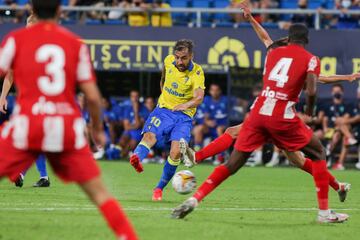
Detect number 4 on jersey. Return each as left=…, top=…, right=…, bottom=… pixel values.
left=268, top=58, right=293, bottom=88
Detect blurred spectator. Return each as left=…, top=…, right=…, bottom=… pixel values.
left=336, top=0, right=360, bottom=29
left=297, top=99, right=326, bottom=140
left=102, top=97, right=118, bottom=146
left=280, top=0, right=313, bottom=29
left=119, top=90, right=149, bottom=158
left=144, top=96, right=156, bottom=112
left=127, top=0, right=149, bottom=26
left=228, top=0, right=249, bottom=23
left=69, top=0, right=106, bottom=20
left=108, top=0, right=131, bottom=20
left=322, top=84, right=358, bottom=170
left=0, top=0, right=26, bottom=23
left=252, top=0, right=279, bottom=23
left=150, top=0, right=172, bottom=27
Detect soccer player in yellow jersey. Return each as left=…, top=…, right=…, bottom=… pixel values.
left=130, top=39, right=205, bottom=201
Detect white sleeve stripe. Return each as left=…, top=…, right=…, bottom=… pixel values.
left=0, top=37, right=16, bottom=72
left=77, top=44, right=92, bottom=82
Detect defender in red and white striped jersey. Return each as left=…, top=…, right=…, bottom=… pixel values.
left=236, top=44, right=320, bottom=151
left=0, top=1, right=137, bottom=239
left=172, top=24, right=349, bottom=224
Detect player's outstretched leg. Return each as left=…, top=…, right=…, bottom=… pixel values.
left=172, top=149, right=251, bottom=219
left=284, top=151, right=351, bottom=202
left=33, top=154, right=50, bottom=187
left=180, top=126, right=239, bottom=168
left=300, top=135, right=349, bottom=223
left=80, top=176, right=138, bottom=240
left=195, top=127, right=238, bottom=164
left=153, top=141, right=181, bottom=201
left=130, top=133, right=157, bottom=173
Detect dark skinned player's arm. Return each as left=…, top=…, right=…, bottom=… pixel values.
left=305, top=73, right=318, bottom=117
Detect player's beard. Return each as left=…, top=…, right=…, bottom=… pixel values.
left=176, top=63, right=188, bottom=72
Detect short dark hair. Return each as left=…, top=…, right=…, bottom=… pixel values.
left=288, top=23, right=309, bottom=45
left=31, top=0, right=61, bottom=20
left=174, top=39, right=194, bottom=53
left=332, top=84, right=344, bottom=91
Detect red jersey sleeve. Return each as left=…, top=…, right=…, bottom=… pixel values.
left=0, top=34, right=16, bottom=76
left=306, top=56, right=320, bottom=76
left=76, top=43, right=96, bottom=83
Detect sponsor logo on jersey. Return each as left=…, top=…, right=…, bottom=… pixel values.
left=261, top=86, right=288, bottom=100
left=164, top=86, right=185, bottom=97
left=32, top=97, right=75, bottom=115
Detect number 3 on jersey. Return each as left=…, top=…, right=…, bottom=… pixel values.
left=268, top=58, right=293, bottom=88
left=36, top=44, right=66, bottom=96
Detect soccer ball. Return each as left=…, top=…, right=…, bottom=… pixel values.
left=172, top=170, right=197, bottom=194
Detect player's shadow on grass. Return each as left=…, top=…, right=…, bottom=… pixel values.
left=123, top=199, right=178, bottom=204
left=203, top=218, right=327, bottom=228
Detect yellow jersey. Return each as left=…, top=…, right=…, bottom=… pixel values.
left=158, top=55, right=205, bottom=118
left=151, top=3, right=173, bottom=27
left=128, top=11, right=149, bottom=27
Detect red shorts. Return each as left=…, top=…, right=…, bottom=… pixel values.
left=234, top=113, right=313, bottom=152
left=0, top=138, right=100, bottom=183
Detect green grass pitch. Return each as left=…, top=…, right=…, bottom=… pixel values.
left=1, top=161, right=359, bottom=240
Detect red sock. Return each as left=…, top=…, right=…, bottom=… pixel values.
left=193, top=165, right=231, bottom=202
left=311, top=160, right=329, bottom=210
left=301, top=158, right=313, bottom=174
left=195, top=133, right=234, bottom=163
left=99, top=199, right=138, bottom=240
left=328, top=171, right=339, bottom=191
left=301, top=158, right=339, bottom=191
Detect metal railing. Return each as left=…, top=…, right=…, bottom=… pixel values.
left=0, top=5, right=360, bottom=30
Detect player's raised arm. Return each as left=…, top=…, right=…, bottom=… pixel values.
left=240, top=2, right=273, bottom=48
left=318, top=73, right=360, bottom=84
left=0, top=70, right=14, bottom=113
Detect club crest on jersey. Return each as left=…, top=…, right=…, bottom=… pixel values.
left=172, top=82, right=178, bottom=89
left=308, top=56, right=318, bottom=72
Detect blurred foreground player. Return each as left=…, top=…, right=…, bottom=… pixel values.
left=0, top=14, right=50, bottom=188
left=0, top=1, right=137, bottom=239
left=173, top=24, right=349, bottom=223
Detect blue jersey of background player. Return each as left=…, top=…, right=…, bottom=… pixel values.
left=204, top=83, right=228, bottom=139
left=193, top=102, right=207, bottom=125
left=130, top=39, right=205, bottom=201
left=119, top=90, right=149, bottom=158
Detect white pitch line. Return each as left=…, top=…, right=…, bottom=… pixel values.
left=0, top=207, right=359, bottom=212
